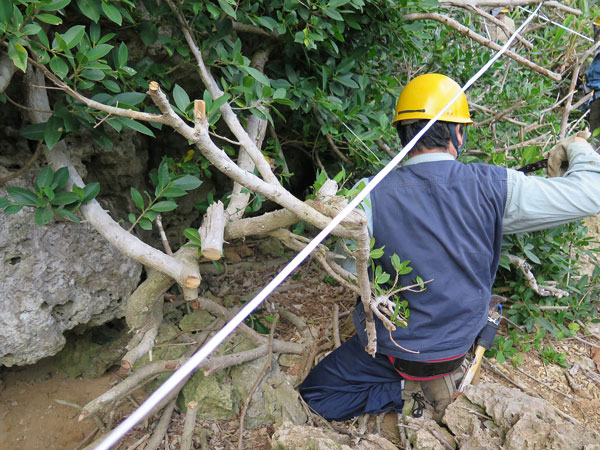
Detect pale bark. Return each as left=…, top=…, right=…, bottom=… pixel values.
left=403, top=13, right=561, bottom=81
left=200, top=201, right=226, bottom=260
left=25, top=71, right=200, bottom=294
left=507, top=254, right=569, bottom=297
left=0, top=55, right=17, bottom=93
left=439, top=0, right=581, bottom=15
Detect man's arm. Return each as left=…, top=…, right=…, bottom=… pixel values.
left=503, top=141, right=600, bottom=234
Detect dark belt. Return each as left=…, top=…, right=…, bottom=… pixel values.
left=392, top=354, right=466, bottom=378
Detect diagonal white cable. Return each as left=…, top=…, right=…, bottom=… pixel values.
left=95, top=4, right=543, bottom=449
left=517, top=5, right=594, bottom=42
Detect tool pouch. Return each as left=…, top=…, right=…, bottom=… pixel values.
left=477, top=318, right=499, bottom=350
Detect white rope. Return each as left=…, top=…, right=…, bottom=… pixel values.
left=516, top=6, right=594, bottom=42
left=95, top=4, right=543, bottom=449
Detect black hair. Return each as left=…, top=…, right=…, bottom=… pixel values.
left=396, top=119, right=463, bottom=153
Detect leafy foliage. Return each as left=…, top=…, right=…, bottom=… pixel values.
left=0, top=166, right=99, bottom=225
left=2, top=0, right=599, bottom=368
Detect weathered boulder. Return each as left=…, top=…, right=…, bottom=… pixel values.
left=0, top=194, right=142, bottom=366
left=0, top=129, right=146, bottom=366
left=178, top=333, right=306, bottom=428
left=443, top=383, right=600, bottom=449
left=271, top=422, right=398, bottom=450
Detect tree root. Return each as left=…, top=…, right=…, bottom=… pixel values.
left=121, top=300, right=163, bottom=373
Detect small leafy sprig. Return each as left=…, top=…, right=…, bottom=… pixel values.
left=0, top=166, right=99, bottom=226
left=127, top=159, right=202, bottom=231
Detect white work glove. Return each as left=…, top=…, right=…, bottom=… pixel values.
left=547, top=130, right=591, bottom=177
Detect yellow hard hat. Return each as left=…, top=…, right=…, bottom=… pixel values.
left=393, top=74, right=472, bottom=125
left=595, top=17, right=600, bottom=27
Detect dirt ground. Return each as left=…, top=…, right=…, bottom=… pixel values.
left=1, top=247, right=599, bottom=449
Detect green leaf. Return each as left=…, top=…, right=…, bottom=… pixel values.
left=128, top=213, right=136, bottom=223
left=44, top=116, right=63, bottom=150
left=50, top=191, right=80, bottom=206
left=172, top=84, right=190, bottom=113
left=77, top=0, right=100, bottom=22
left=22, top=23, right=42, bottom=35
left=34, top=207, right=54, bottom=226
left=0, top=1, right=12, bottom=24
left=112, top=92, right=146, bottom=106
left=210, top=93, right=231, bottom=113
left=54, top=207, right=80, bottom=223
left=256, top=16, right=278, bottom=31
left=3, top=205, right=23, bottom=215
left=49, top=56, right=69, bottom=78
left=217, top=0, right=237, bottom=19
left=117, top=42, right=128, bottom=68
left=83, top=182, right=100, bottom=202
left=523, top=247, right=541, bottom=264
left=156, top=160, right=170, bottom=194
left=370, top=248, right=384, bottom=259
left=102, top=80, right=120, bottom=93
left=101, top=2, right=122, bottom=25
left=36, top=166, right=54, bottom=190
left=7, top=187, right=39, bottom=206
left=130, top=187, right=144, bottom=209
left=495, top=351, right=505, bottom=364
left=40, top=0, right=71, bottom=11
left=171, top=175, right=202, bottom=191
left=35, top=13, right=63, bottom=25
left=243, top=66, right=270, bottom=86
left=323, top=7, right=343, bottom=21
left=118, top=117, right=155, bottom=137
left=81, top=69, right=105, bottom=81
left=329, top=0, right=350, bottom=7
left=151, top=201, right=177, bottom=212
left=162, top=187, right=188, bottom=198
left=87, top=43, right=113, bottom=60
left=60, top=25, right=86, bottom=50
left=8, top=40, right=28, bottom=73
left=568, top=322, right=580, bottom=331
left=0, top=198, right=11, bottom=208
left=138, top=218, right=153, bottom=230
left=52, top=167, right=70, bottom=189
left=184, top=227, right=202, bottom=244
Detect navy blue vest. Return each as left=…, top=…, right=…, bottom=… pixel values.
left=353, top=159, right=507, bottom=361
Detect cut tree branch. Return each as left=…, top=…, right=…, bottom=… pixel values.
left=507, top=254, right=569, bottom=297
left=403, top=13, right=561, bottom=81
left=439, top=0, right=581, bottom=15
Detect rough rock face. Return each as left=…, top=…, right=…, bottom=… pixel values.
left=443, top=383, right=600, bottom=449
left=271, top=422, right=398, bottom=450
left=0, top=128, right=146, bottom=366
left=0, top=199, right=142, bottom=366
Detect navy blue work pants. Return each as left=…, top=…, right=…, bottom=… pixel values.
left=299, top=335, right=404, bottom=421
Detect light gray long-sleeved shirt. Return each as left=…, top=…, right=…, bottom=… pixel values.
left=356, top=141, right=600, bottom=237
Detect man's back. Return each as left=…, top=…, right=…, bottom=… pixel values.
left=353, top=157, right=507, bottom=361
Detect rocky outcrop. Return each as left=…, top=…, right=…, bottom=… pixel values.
left=271, top=422, right=398, bottom=450
left=442, top=383, right=600, bottom=449
left=0, top=129, right=146, bottom=366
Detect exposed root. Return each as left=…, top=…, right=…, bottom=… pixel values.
left=121, top=300, right=163, bottom=373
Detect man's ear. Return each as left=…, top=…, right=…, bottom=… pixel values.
left=455, top=124, right=464, bottom=148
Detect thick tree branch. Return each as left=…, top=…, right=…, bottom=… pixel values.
left=403, top=13, right=561, bottom=81
left=467, top=5, right=533, bottom=49
left=165, top=0, right=279, bottom=186
left=25, top=71, right=200, bottom=291
left=0, top=55, right=17, bottom=93
left=439, top=0, right=581, bottom=15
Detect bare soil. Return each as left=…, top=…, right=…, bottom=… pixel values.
left=1, top=247, right=599, bottom=449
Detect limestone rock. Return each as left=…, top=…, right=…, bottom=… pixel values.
left=271, top=422, right=397, bottom=450
left=444, top=383, right=600, bottom=449
left=179, top=310, right=216, bottom=332
left=0, top=148, right=144, bottom=366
